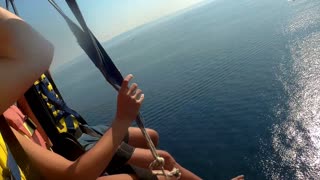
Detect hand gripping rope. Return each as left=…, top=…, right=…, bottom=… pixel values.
left=48, top=0, right=182, bottom=178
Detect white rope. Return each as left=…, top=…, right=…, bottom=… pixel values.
left=138, top=121, right=181, bottom=179
left=153, top=167, right=182, bottom=179
left=138, top=126, right=168, bottom=179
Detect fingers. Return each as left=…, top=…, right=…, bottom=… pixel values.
left=120, top=74, right=145, bottom=103
left=133, top=89, right=144, bottom=104
left=128, top=83, right=138, bottom=95
left=132, top=88, right=142, bottom=99
left=137, top=94, right=145, bottom=103
left=120, top=74, right=133, bottom=92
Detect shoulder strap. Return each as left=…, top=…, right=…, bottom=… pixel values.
left=0, top=115, right=42, bottom=179
left=7, top=146, right=22, bottom=180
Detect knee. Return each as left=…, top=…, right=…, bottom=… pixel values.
left=146, top=128, right=159, bottom=146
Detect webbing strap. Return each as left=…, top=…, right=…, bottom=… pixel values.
left=48, top=0, right=123, bottom=90
left=36, top=80, right=87, bottom=126
left=39, top=76, right=81, bottom=120
left=7, top=147, right=21, bottom=180
left=5, top=0, right=19, bottom=15
left=51, top=0, right=170, bottom=178
left=33, top=83, right=65, bottom=123
left=25, top=85, right=61, bottom=142
left=65, top=0, right=160, bottom=150
left=0, top=115, right=43, bottom=180
left=5, top=0, right=9, bottom=10
left=66, top=0, right=124, bottom=89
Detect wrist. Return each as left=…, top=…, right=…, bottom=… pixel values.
left=113, top=116, right=132, bottom=127
left=115, top=113, right=134, bottom=123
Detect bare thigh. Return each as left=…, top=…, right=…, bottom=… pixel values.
left=97, top=174, right=137, bottom=180
left=97, top=173, right=177, bottom=180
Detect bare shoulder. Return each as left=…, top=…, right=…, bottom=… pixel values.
left=0, top=7, right=53, bottom=114
left=0, top=7, right=22, bottom=22
left=0, top=7, right=23, bottom=55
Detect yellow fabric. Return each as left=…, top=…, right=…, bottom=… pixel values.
left=0, top=134, right=26, bottom=180
left=57, top=115, right=79, bottom=133
left=35, top=74, right=80, bottom=133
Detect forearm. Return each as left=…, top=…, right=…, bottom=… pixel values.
left=10, top=74, right=141, bottom=179
left=70, top=119, right=131, bottom=179
left=13, top=118, right=131, bottom=180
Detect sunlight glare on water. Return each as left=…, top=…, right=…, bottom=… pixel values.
left=270, top=1, right=320, bottom=179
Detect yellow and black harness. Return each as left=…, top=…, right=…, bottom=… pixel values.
left=34, top=73, right=100, bottom=137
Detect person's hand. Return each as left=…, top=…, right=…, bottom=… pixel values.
left=115, top=74, right=144, bottom=123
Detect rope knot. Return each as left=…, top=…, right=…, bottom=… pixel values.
left=149, top=156, right=165, bottom=169
left=168, top=167, right=182, bottom=179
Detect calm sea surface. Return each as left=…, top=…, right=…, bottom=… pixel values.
left=53, top=0, right=320, bottom=179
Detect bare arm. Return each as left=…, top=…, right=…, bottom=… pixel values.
left=14, top=75, right=144, bottom=180
left=12, top=119, right=130, bottom=180
left=0, top=7, right=53, bottom=114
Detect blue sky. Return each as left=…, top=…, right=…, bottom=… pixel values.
left=1, top=0, right=204, bottom=70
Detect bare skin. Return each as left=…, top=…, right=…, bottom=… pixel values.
left=128, top=127, right=159, bottom=148
left=0, top=9, right=150, bottom=179
left=0, top=7, right=240, bottom=180
left=0, top=7, right=53, bottom=114
left=232, top=175, right=245, bottom=180
left=16, top=79, right=159, bottom=149
left=16, top=97, right=196, bottom=179
left=128, top=148, right=202, bottom=180
left=10, top=74, right=153, bottom=180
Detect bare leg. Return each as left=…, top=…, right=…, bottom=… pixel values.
left=127, top=127, right=159, bottom=148
left=97, top=174, right=137, bottom=180
left=128, top=148, right=201, bottom=180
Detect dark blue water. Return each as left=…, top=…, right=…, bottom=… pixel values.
left=52, top=0, right=320, bottom=179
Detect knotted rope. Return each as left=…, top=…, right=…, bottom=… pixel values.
left=136, top=114, right=181, bottom=179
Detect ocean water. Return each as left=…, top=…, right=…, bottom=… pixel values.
left=52, top=0, right=320, bottom=179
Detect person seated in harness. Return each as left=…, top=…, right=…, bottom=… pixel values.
left=26, top=72, right=201, bottom=179
left=18, top=81, right=197, bottom=179
left=0, top=7, right=207, bottom=180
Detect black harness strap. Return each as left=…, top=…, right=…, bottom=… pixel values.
left=61, top=2, right=171, bottom=175
left=50, top=0, right=154, bottom=146
left=5, top=0, right=19, bottom=15
left=64, top=0, right=156, bottom=133
left=0, top=115, right=43, bottom=179
left=48, top=0, right=124, bottom=90
left=25, top=85, right=86, bottom=161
